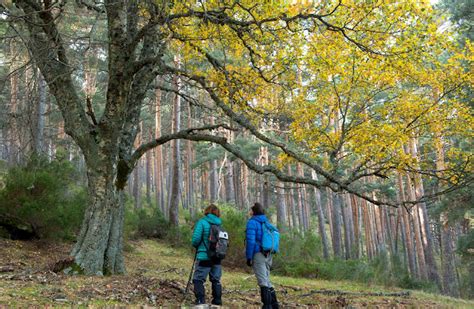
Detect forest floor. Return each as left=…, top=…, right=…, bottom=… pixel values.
left=0, top=238, right=473, bottom=308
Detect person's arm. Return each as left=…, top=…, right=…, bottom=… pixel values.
left=192, top=220, right=204, bottom=248
left=245, top=220, right=257, bottom=260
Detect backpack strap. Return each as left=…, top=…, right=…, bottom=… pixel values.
left=201, top=220, right=214, bottom=251
left=196, top=219, right=211, bottom=253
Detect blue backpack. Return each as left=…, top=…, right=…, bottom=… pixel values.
left=261, top=221, right=280, bottom=254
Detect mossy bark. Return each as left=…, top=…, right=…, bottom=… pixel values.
left=71, top=166, right=126, bottom=275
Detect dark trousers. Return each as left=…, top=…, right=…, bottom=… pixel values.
left=192, top=260, right=222, bottom=305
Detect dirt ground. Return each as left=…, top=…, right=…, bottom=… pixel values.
left=0, top=238, right=472, bottom=308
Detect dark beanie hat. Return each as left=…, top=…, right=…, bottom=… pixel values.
left=251, top=202, right=265, bottom=215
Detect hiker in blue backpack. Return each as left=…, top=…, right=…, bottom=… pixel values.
left=191, top=204, right=223, bottom=306
left=246, top=202, right=279, bottom=309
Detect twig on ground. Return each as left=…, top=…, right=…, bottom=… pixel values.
left=300, top=289, right=410, bottom=298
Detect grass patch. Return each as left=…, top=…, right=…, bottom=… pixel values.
left=1, top=238, right=473, bottom=307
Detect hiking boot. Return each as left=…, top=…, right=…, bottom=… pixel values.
left=193, top=280, right=206, bottom=305
left=260, top=286, right=272, bottom=309
left=211, top=281, right=222, bottom=305
left=269, top=287, right=279, bottom=309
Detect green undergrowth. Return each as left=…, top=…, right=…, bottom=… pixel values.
left=130, top=239, right=474, bottom=308
left=1, top=239, right=474, bottom=307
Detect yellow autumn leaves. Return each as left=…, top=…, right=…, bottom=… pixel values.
left=161, top=1, right=471, bottom=176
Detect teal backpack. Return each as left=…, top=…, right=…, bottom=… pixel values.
left=261, top=221, right=280, bottom=254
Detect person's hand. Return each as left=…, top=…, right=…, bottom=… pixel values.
left=246, top=259, right=252, bottom=267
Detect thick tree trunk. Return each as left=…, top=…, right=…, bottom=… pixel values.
left=72, top=168, right=125, bottom=275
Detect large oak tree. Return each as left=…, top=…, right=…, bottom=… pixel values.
left=4, top=0, right=471, bottom=275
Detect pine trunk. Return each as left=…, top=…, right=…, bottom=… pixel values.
left=331, top=192, right=343, bottom=258
left=33, top=71, right=47, bottom=154
left=154, top=83, right=165, bottom=213
left=169, top=67, right=182, bottom=226
left=410, top=138, right=441, bottom=287
left=311, top=171, right=329, bottom=260
left=276, top=181, right=288, bottom=231
left=398, top=173, right=417, bottom=276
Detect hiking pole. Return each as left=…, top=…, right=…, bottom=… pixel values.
left=183, top=249, right=198, bottom=302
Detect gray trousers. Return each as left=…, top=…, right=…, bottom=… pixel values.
left=252, top=252, right=273, bottom=288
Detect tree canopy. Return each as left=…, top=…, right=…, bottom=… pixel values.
left=2, top=0, right=472, bottom=275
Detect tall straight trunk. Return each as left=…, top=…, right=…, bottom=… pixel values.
left=311, top=170, right=329, bottom=260
left=218, top=155, right=226, bottom=201
left=154, top=82, right=165, bottom=213
left=368, top=204, right=379, bottom=255
left=169, top=65, right=182, bottom=226
left=185, top=101, right=194, bottom=215
left=331, top=192, right=343, bottom=258
left=347, top=195, right=356, bottom=256
left=361, top=199, right=374, bottom=259
left=406, top=174, right=428, bottom=280
left=287, top=165, right=298, bottom=230
left=209, top=116, right=218, bottom=203
left=382, top=207, right=397, bottom=254
left=241, top=160, right=249, bottom=210
left=8, top=66, right=19, bottom=165
left=440, top=216, right=459, bottom=297
left=369, top=178, right=385, bottom=255
left=326, top=188, right=334, bottom=249
left=233, top=160, right=244, bottom=210
left=224, top=157, right=236, bottom=204
left=341, top=193, right=354, bottom=259
left=201, top=167, right=210, bottom=203
left=398, top=173, right=417, bottom=276
left=285, top=182, right=294, bottom=230
left=260, top=146, right=270, bottom=208
left=350, top=195, right=361, bottom=259
left=410, top=138, right=441, bottom=287
left=276, top=181, right=288, bottom=231
left=145, top=127, right=152, bottom=206
left=297, top=164, right=310, bottom=231
left=34, top=71, right=46, bottom=154
left=133, top=126, right=142, bottom=209
left=433, top=128, right=459, bottom=296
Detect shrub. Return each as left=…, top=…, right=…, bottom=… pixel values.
left=0, top=156, right=86, bottom=240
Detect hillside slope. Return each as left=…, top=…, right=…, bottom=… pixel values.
left=0, top=238, right=472, bottom=307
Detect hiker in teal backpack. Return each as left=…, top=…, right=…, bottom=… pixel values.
left=191, top=204, right=223, bottom=306
left=246, top=202, right=279, bottom=309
